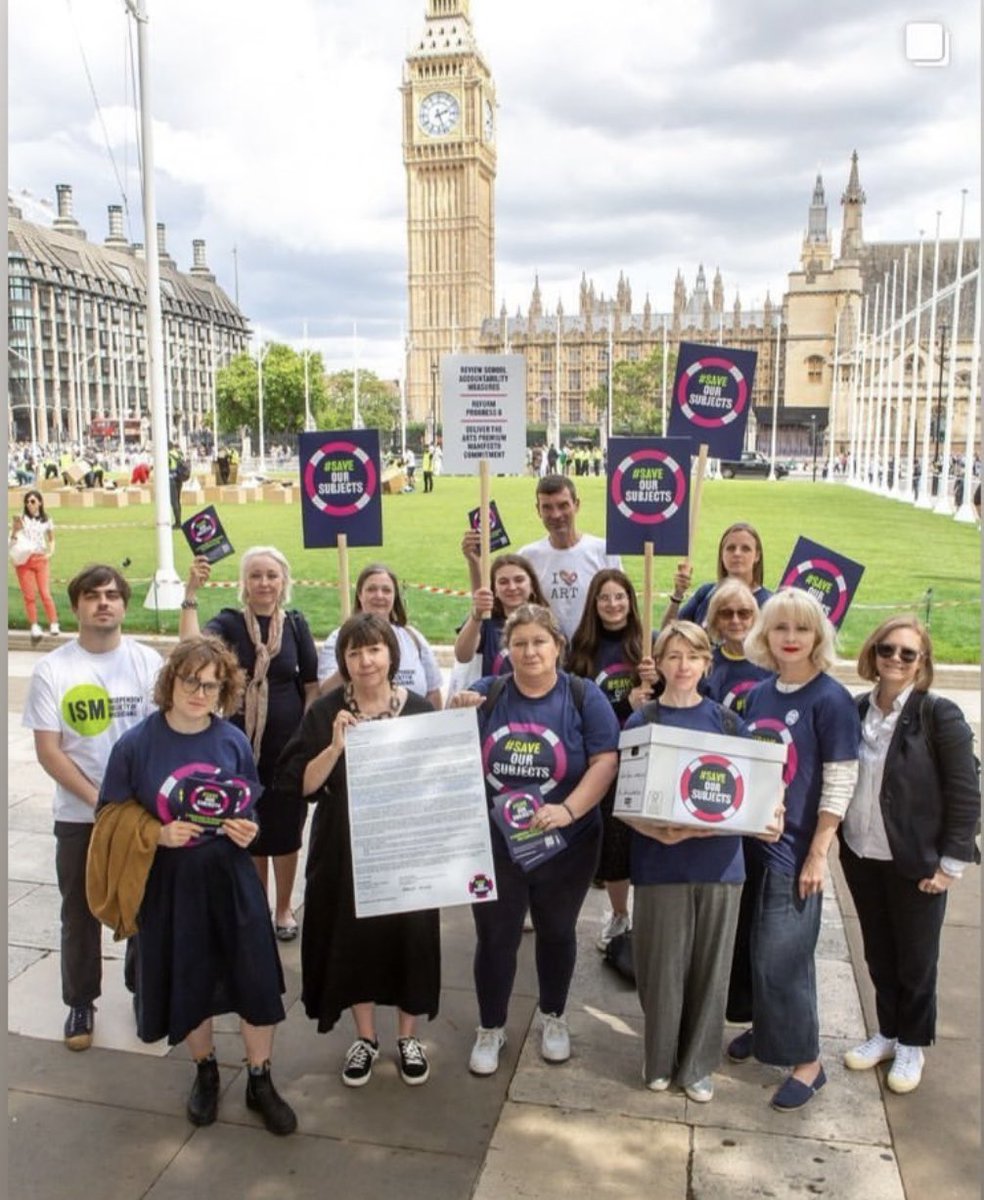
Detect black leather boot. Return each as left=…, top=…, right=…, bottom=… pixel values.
left=245, top=1061, right=297, bottom=1136
left=187, top=1056, right=220, bottom=1126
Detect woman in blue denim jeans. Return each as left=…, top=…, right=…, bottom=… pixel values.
left=725, top=589, right=860, bottom=1111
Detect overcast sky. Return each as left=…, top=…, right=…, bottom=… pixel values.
left=9, top=0, right=981, bottom=377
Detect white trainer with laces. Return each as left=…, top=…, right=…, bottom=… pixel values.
left=540, top=1012, right=571, bottom=1063
left=887, top=1044, right=925, bottom=1094
left=469, top=1027, right=506, bottom=1075
left=596, top=910, right=630, bottom=952
left=844, top=1032, right=897, bottom=1071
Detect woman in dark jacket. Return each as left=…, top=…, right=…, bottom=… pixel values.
left=840, top=615, right=979, bottom=1095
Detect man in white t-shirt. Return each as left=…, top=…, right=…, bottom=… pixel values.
left=518, top=475, right=621, bottom=641
left=22, top=565, right=162, bottom=1051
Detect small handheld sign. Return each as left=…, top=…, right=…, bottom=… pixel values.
left=606, top=437, right=691, bottom=557
left=490, top=787, right=567, bottom=872
left=298, top=429, right=382, bottom=549
left=668, top=341, right=757, bottom=461
left=778, top=536, right=865, bottom=628
left=467, top=499, right=511, bottom=552
left=156, top=765, right=256, bottom=841
left=181, top=505, right=234, bottom=564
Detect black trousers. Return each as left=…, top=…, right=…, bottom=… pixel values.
left=54, top=822, right=102, bottom=1007
left=839, top=840, right=947, bottom=1046
left=169, top=477, right=181, bottom=527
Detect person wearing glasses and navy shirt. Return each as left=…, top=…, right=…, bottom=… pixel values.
left=838, top=616, right=979, bottom=1096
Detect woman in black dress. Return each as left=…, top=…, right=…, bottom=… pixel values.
left=276, top=613, right=439, bottom=1089
left=181, top=546, right=319, bottom=941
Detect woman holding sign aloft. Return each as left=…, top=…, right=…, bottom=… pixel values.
left=725, top=589, right=860, bottom=1111
left=276, top=613, right=439, bottom=1088
left=93, top=637, right=295, bottom=1135
left=454, top=552, right=549, bottom=680
left=663, top=522, right=771, bottom=629
left=620, top=621, right=784, bottom=1103
left=450, top=603, right=620, bottom=1075
left=181, top=547, right=319, bottom=943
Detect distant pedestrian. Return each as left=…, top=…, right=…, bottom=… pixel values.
left=422, top=444, right=435, bottom=493
left=10, top=489, right=60, bottom=642
left=405, top=448, right=417, bottom=490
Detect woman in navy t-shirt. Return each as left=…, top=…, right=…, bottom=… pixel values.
left=450, top=603, right=619, bottom=1077
left=453, top=552, right=548, bottom=679
left=702, top=579, right=773, bottom=716
left=567, top=568, right=657, bottom=952
left=623, top=621, right=783, bottom=1104
left=663, top=522, right=772, bottom=628
left=726, top=589, right=860, bottom=1111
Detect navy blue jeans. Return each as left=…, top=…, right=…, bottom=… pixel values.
left=472, top=826, right=600, bottom=1028
left=748, top=864, right=822, bottom=1066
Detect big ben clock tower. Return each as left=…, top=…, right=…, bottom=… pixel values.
left=402, top=0, right=497, bottom=425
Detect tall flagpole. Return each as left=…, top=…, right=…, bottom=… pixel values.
left=125, top=0, right=182, bottom=609
left=352, top=321, right=362, bottom=429
left=881, top=262, right=898, bottom=494
left=302, top=320, right=312, bottom=431
left=826, top=305, right=841, bottom=481
left=916, top=213, right=943, bottom=507
left=768, top=317, right=781, bottom=479
left=847, top=296, right=867, bottom=483
left=954, top=265, right=981, bottom=522
left=606, top=311, right=614, bottom=442
left=903, top=234, right=925, bottom=504
left=935, top=189, right=968, bottom=514
left=862, top=282, right=881, bottom=489
left=891, top=250, right=910, bottom=498
left=660, top=315, right=668, bottom=434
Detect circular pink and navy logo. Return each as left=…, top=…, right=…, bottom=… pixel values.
left=781, top=557, right=849, bottom=625
left=679, top=753, right=745, bottom=823
left=500, top=789, right=539, bottom=830
left=722, top=679, right=758, bottom=713
left=303, top=439, right=378, bottom=517
left=483, top=721, right=567, bottom=795
left=675, top=355, right=749, bottom=428
left=595, top=661, right=635, bottom=706
left=188, top=512, right=217, bottom=544
left=610, top=448, right=687, bottom=525
left=468, top=873, right=495, bottom=899
left=746, top=718, right=798, bottom=785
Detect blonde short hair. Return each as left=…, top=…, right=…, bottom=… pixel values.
left=745, top=588, right=837, bottom=674
left=502, top=603, right=566, bottom=653
left=706, top=579, right=759, bottom=637
left=238, top=545, right=293, bottom=606
left=653, top=620, right=713, bottom=678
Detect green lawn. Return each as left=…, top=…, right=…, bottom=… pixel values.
left=9, top=477, right=981, bottom=661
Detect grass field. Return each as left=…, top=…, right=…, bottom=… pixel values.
left=8, top=477, right=981, bottom=661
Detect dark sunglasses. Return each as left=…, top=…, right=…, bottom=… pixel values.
left=719, top=607, right=754, bottom=620
left=875, top=643, right=921, bottom=664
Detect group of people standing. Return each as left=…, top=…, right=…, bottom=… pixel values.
left=23, top=471, right=978, bottom=1140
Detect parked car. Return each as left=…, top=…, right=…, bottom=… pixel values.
left=719, top=452, right=788, bottom=479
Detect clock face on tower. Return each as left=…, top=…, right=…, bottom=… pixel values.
left=419, top=91, right=460, bottom=137
left=483, top=98, right=494, bottom=143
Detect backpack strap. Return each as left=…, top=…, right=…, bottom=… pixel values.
left=485, top=671, right=587, bottom=715
left=720, top=707, right=740, bottom=737
left=641, top=697, right=661, bottom=724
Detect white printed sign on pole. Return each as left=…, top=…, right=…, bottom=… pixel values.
left=440, top=354, right=527, bottom=475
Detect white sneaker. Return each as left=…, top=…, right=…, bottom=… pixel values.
left=644, top=1073, right=671, bottom=1092
left=596, top=910, right=630, bottom=952
left=844, top=1032, right=897, bottom=1071
left=469, top=1027, right=506, bottom=1075
left=887, top=1044, right=925, bottom=1094
left=49, top=623, right=60, bottom=636
left=540, top=1011, right=571, bottom=1063
left=29, top=623, right=42, bottom=641
left=684, top=1076, right=714, bottom=1103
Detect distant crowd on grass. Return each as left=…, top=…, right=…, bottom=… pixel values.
left=21, top=466, right=980, bottom=1141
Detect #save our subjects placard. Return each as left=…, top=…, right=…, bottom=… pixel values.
left=778, top=536, right=865, bottom=628
left=668, top=341, right=757, bottom=460
left=605, top=437, right=692, bottom=556
left=298, top=429, right=382, bottom=549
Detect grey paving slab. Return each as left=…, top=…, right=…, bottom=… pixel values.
left=8, top=1090, right=193, bottom=1200
left=471, top=1103, right=692, bottom=1200
left=9, top=877, right=40, bottom=905
left=8, top=880, right=62, bottom=947
left=9, top=791, right=58, bottom=833
left=691, top=1126, right=906, bottom=1200
left=8, top=943, right=47, bottom=981
left=142, top=1125, right=481, bottom=1200
left=816, top=957, right=868, bottom=1040
left=8, top=828, right=59, bottom=885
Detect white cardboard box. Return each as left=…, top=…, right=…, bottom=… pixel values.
left=614, top=722, right=787, bottom=836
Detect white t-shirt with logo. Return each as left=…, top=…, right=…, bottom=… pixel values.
left=518, top=533, right=621, bottom=642
left=22, top=638, right=163, bottom=823
left=318, top=624, right=441, bottom=699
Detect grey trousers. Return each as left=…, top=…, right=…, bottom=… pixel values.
left=54, top=821, right=102, bottom=1007
left=634, top=882, right=742, bottom=1088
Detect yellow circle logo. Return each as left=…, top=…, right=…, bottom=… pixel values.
left=61, top=684, right=113, bottom=736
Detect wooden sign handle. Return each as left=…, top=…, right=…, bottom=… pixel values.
left=642, top=541, right=654, bottom=650
left=337, top=532, right=351, bottom=621
left=479, top=459, right=492, bottom=614
left=687, top=443, right=709, bottom=557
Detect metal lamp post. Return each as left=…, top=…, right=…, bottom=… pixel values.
left=811, top=413, right=818, bottom=482
left=430, top=358, right=439, bottom=445
left=933, top=320, right=948, bottom=468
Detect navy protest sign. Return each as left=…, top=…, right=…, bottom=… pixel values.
left=181, top=505, right=234, bottom=564
left=779, top=536, right=865, bottom=628
left=467, top=499, right=510, bottom=552
left=298, top=429, right=382, bottom=549
left=606, top=437, right=691, bottom=556
left=668, top=341, right=757, bottom=460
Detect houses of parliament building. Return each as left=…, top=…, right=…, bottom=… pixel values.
left=402, top=0, right=978, bottom=455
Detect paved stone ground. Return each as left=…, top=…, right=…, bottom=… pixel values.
left=7, top=646, right=980, bottom=1199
